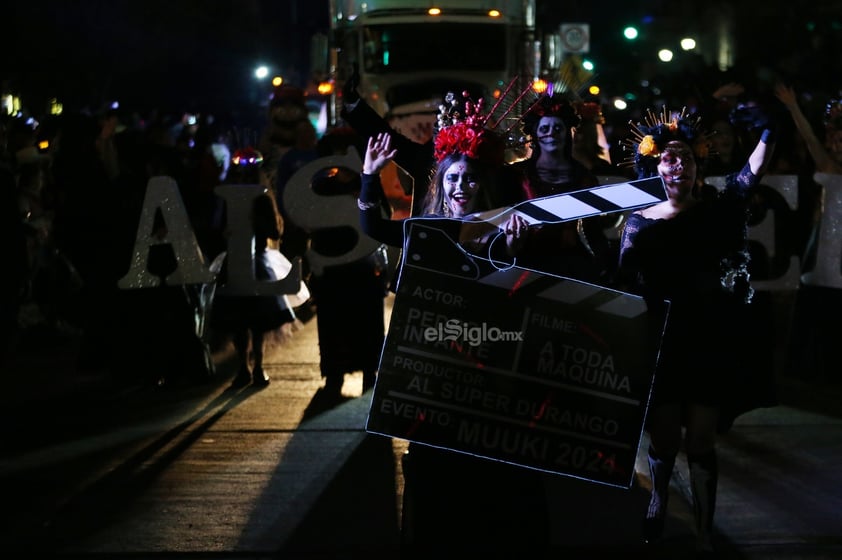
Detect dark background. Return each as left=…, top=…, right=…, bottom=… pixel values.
left=3, top=0, right=841, bottom=120
left=4, top=0, right=325, bottom=115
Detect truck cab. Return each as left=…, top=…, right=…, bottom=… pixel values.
left=327, top=0, right=537, bottom=143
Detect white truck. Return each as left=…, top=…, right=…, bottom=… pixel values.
left=324, top=0, right=544, bottom=143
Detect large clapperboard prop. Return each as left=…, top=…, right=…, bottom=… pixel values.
left=366, top=177, right=669, bottom=488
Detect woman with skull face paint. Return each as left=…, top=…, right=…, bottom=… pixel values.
left=357, top=94, right=549, bottom=551
left=358, top=93, right=528, bottom=256
left=507, top=93, right=612, bottom=283
left=616, top=107, right=777, bottom=557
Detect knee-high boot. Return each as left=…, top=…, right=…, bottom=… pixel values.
left=688, top=450, right=718, bottom=553
left=643, top=445, right=675, bottom=544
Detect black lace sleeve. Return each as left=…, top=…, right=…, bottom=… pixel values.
left=725, top=161, right=758, bottom=199
left=615, top=212, right=646, bottom=293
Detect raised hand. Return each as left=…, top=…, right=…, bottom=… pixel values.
left=363, top=132, right=398, bottom=175
left=773, top=83, right=798, bottom=110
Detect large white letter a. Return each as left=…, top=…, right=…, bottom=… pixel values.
left=118, top=176, right=215, bottom=289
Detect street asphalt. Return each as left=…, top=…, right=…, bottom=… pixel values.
left=1, top=294, right=841, bottom=558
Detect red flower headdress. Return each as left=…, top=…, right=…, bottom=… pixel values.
left=433, top=79, right=537, bottom=167
left=434, top=91, right=504, bottom=167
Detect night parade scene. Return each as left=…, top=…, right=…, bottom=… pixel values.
left=1, top=1, right=841, bottom=558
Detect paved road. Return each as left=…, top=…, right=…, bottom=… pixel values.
left=1, top=295, right=841, bottom=558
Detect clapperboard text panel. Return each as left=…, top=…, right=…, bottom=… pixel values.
left=366, top=177, right=670, bottom=489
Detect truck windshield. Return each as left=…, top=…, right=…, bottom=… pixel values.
left=363, top=23, right=507, bottom=74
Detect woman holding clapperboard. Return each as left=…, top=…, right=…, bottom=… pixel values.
left=358, top=91, right=529, bottom=250
left=507, top=92, right=613, bottom=283
left=616, top=104, right=778, bottom=557
left=358, top=92, right=547, bottom=553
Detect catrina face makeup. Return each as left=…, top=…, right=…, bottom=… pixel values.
left=658, top=140, right=697, bottom=190
left=442, top=159, right=480, bottom=217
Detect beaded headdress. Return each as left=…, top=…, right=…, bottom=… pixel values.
left=622, top=106, right=710, bottom=179
left=518, top=55, right=598, bottom=135
left=521, top=93, right=580, bottom=133
left=434, top=94, right=505, bottom=167
left=432, top=78, right=605, bottom=166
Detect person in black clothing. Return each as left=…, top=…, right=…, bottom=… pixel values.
left=616, top=106, right=778, bottom=557
left=507, top=93, right=613, bottom=283
left=305, top=127, right=389, bottom=398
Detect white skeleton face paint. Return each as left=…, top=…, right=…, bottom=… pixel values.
left=443, top=160, right=480, bottom=217
left=536, top=115, right=566, bottom=153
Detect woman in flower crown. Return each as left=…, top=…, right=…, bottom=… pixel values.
left=358, top=91, right=529, bottom=253
left=357, top=96, right=547, bottom=551
left=616, top=106, right=777, bottom=557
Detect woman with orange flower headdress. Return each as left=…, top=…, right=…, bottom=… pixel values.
left=616, top=106, right=778, bottom=557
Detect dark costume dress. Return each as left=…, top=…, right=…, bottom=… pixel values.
left=507, top=157, right=612, bottom=284
left=308, top=167, right=387, bottom=389
left=617, top=163, right=777, bottom=429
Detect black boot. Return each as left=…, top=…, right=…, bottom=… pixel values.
left=252, top=366, right=270, bottom=387
left=688, top=450, right=718, bottom=555
left=323, top=374, right=343, bottom=398
left=643, top=445, right=675, bottom=545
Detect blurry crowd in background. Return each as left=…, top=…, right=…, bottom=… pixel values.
left=2, top=20, right=842, bottom=391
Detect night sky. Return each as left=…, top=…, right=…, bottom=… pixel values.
left=5, top=0, right=329, bottom=116
left=3, top=0, right=840, bottom=121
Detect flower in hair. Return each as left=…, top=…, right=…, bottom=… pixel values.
left=622, top=106, right=709, bottom=179
left=433, top=90, right=505, bottom=167
left=523, top=93, right=580, bottom=132
left=435, top=123, right=479, bottom=160
left=637, top=135, right=658, bottom=157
